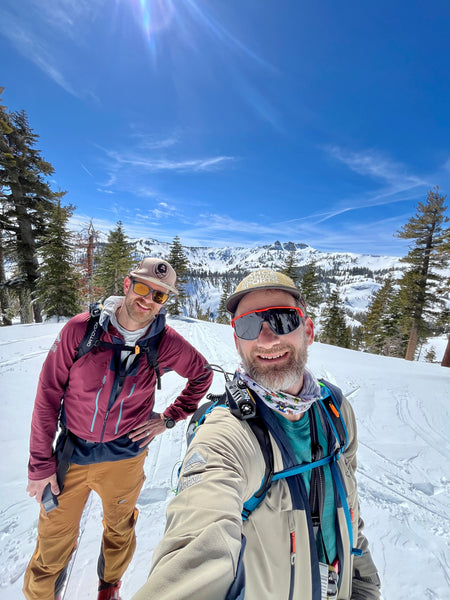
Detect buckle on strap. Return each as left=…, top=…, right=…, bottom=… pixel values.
left=319, top=562, right=339, bottom=600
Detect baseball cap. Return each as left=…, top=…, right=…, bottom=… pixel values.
left=226, top=269, right=302, bottom=314
left=129, top=258, right=178, bottom=295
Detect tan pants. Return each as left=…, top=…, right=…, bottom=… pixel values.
left=23, top=451, right=147, bottom=600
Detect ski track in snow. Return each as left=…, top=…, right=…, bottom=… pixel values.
left=1, top=319, right=449, bottom=599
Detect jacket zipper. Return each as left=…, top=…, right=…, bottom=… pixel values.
left=90, top=376, right=107, bottom=433
left=115, top=384, right=136, bottom=434
left=99, top=351, right=132, bottom=442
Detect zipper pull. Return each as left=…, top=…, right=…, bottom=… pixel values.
left=290, top=530, right=296, bottom=565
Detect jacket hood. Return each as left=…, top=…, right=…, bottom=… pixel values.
left=99, top=295, right=166, bottom=340
left=99, top=296, right=123, bottom=328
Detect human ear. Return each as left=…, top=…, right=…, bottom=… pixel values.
left=124, top=277, right=131, bottom=295
left=305, top=317, right=315, bottom=346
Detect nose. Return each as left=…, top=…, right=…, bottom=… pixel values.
left=257, top=321, right=280, bottom=345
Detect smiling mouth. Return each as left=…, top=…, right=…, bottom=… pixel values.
left=136, top=301, right=152, bottom=311
left=257, top=351, right=288, bottom=361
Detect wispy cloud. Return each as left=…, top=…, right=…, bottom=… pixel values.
left=314, top=145, right=430, bottom=224
left=310, top=185, right=428, bottom=225
left=0, top=0, right=106, bottom=98
left=167, top=203, right=418, bottom=256
left=80, top=162, right=94, bottom=177
left=128, top=133, right=180, bottom=151
left=0, top=13, right=77, bottom=96
left=93, top=136, right=235, bottom=197
left=193, top=213, right=279, bottom=235
left=324, top=145, right=425, bottom=187
left=105, top=149, right=235, bottom=174
left=32, top=0, right=106, bottom=37
left=69, top=202, right=411, bottom=256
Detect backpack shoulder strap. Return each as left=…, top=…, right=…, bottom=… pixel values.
left=74, top=303, right=104, bottom=363
left=140, top=326, right=165, bottom=390
left=73, top=302, right=134, bottom=361
left=241, top=417, right=274, bottom=520
left=243, top=381, right=349, bottom=520
left=317, top=379, right=349, bottom=452
left=185, top=395, right=226, bottom=446
left=183, top=392, right=274, bottom=519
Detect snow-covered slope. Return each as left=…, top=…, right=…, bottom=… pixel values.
left=0, top=319, right=449, bottom=599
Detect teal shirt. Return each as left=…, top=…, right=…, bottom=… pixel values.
left=273, top=406, right=337, bottom=564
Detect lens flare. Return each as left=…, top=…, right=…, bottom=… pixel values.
left=134, top=0, right=175, bottom=41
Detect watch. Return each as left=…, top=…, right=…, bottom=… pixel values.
left=163, top=415, right=176, bottom=429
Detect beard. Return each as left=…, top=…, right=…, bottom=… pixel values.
left=123, top=295, right=159, bottom=327
left=240, top=340, right=308, bottom=392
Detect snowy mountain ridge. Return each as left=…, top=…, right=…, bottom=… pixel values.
left=133, top=238, right=401, bottom=274
left=132, top=238, right=404, bottom=320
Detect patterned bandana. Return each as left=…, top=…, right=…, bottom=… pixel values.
left=237, top=366, right=326, bottom=416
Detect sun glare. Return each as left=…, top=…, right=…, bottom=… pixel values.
left=133, top=0, right=175, bottom=41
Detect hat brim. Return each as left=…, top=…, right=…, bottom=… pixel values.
left=226, top=285, right=301, bottom=314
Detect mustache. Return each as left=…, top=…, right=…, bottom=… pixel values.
left=251, top=344, right=293, bottom=356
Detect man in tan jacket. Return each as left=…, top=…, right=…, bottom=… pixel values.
left=132, top=269, right=381, bottom=600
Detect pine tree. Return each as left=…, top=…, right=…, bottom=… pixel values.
left=321, top=289, right=350, bottom=348
left=217, top=278, right=232, bottom=324
left=363, top=276, right=395, bottom=354
left=384, top=285, right=411, bottom=357
left=35, top=198, right=81, bottom=320
left=196, top=306, right=211, bottom=321
left=424, top=347, right=437, bottom=363
left=281, top=249, right=299, bottom=283
left=166, top=236, right=189, bottom=316
left=0, top=102, right=60, bottom=323
left=300, top=261, right=323, bottom=322
left=95, top=221, right=134, bottom=297
left=350, top=325, right=363, bottom=350
left=396, top=187, right=450, bottom=360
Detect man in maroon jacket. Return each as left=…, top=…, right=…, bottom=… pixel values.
left=23, top=257, right=213, bottom=600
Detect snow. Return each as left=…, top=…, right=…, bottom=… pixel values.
left=1, top=319, right=449, bottom=599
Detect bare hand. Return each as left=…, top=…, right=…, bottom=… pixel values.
left=27, top=473, right=60, bottom=504
left=128, top=413, right=167, bottom=448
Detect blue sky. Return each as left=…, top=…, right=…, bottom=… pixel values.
left=1, top=0, right=449, bottom=256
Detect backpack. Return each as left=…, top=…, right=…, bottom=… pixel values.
left=74, top=302, right=165, bottom=389
left=185, top=375, right=362, bottom=558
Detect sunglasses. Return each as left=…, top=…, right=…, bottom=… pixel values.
left=130, top=279, right=170, bottom=305
left=231, top=306, right=305, bottom=341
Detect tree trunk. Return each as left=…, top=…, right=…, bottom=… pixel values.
left=13, top=191, right=42, bottom=322
left=405, top=323, right=418, bottom=361
left=442, top=336, right=450, bottom=368
left=0, top=287, right=12, bottom=325
left=0, top=233, right=12, bottom=326
left=19, top=287, right=33, bottom=323
left=32, top=297, right=43, bottom=323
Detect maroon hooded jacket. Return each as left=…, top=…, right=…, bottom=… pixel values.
left=28, top=309, right=212, bottom=480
